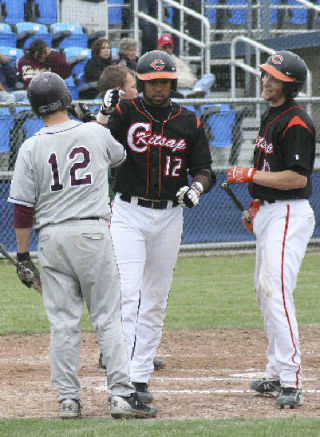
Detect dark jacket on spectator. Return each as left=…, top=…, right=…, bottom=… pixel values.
left=114, top=54, right=138, bottom=72
left=0, top=61, right=17, bottom=90
left=84, top=56, right=112, bottom=83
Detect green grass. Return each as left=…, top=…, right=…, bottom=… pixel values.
left=1, top=417, right=320, bottom=437
left=1, top=252, right=319, bottom=334
left=1, top=252, right=320, bottom=435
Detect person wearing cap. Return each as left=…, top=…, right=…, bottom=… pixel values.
left=16, top=39, right=72, bottom=89
left=157, top=34, right=215, bottom=98
left=226, top=51, right=315, bottom=409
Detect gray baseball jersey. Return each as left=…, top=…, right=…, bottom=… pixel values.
left=8, top=120, right=125, bottom=229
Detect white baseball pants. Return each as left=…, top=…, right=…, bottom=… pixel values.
left=253, top=199, right=315, bottom=388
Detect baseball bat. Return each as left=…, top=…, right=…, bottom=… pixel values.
left=0, top=243, right=42, bottom=295
left=220, top=182, right=251, bottom=222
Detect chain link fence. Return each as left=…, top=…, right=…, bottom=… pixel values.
left=0, top=99, right=319, bottom=255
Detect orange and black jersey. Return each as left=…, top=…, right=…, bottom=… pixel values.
left=107, top=97, right=213, bottom=201
left=251, top=99, right=315, bottom=200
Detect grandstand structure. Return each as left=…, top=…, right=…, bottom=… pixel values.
left=0, top=0, right=320, bottom=253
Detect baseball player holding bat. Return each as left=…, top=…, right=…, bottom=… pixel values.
left=227, top=51, right=315, bottom=409
left=7, top=72, right=157, bottom=419
left=100, top=50, right=215, bottom=402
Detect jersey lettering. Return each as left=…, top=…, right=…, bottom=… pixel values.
left=48, top=147, right=92, bottom=192
left=164, top=155, right=182, bottom=177
left=127, top=122, right=187, bottom=153
left=255, top=136, right=273, bottom=154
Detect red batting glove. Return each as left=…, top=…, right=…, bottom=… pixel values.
left=227, top=166, right=256, bottom=184
left=242, top=200, right=260, bottom=233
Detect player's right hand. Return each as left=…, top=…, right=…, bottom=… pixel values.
left=16, top=253, right=41, bottom=290
left=242, top=200, right=260, bottom=233
left=67, top=103, right=96, bottom=122
left=176, top=182, right=203, bottom=208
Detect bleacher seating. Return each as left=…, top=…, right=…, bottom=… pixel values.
left=287, top=0, right=308, bottom=26
left=108, top=0, right=123, bottom=26
left=65, top=76, right=79, bottom=100
left=225, top=0, right=247, bottom=26
left=0, top=107, right=14, bottom=153
left=35, top=0, right=57, bottom=24
left=205, top=0, right=219, bottom=26
left=14, top=22, right=52, bottom=49
left=200, top=104, right=236, bottom=148
left=63, top=47, right=91, bottom=79
left=50, top=23, right=88, bottom=49
left=2, top=0, right=26, bottom=25
left=0, top=46, right=23, bottom=68
left=0, top=23, right=17, bottom=48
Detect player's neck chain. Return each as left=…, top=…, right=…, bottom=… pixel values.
left=141, top=100, right=173, bottom=124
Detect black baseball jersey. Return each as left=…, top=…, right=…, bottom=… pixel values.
left=107, top=97, right=212, bottom=201
left=250, top=99, right=315, bottom=200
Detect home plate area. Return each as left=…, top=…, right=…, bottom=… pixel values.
left=1, top=328, right=320, bottom=419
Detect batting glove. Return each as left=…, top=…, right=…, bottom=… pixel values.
left=176, top=182, right=204, bottom=208
left=227, top=166, right=256, bottom=184
left=67, top=103, right=96, bottom=122
left=16, top=252, right=41, bottom=290
left=242, top=200, right=260, bottom=234
left=96, top=89, right=124, bottom=123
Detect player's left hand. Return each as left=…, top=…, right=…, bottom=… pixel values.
left=242, top=200, right=260, bottom=233
left=67, top=103, right=96, bottom=122
left=227, top=166, right=256, bottom=184
left=176, top=182, right=203, bottom=208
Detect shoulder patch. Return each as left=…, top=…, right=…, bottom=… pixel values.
left=282, top=115, right=311, bottom=137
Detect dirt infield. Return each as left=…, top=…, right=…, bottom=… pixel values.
left=1, top=328, right=320, bottom=420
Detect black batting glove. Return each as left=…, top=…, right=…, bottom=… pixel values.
left=16, top=252, right=41, bottom=289
left=67, top=103, right=96, bottom=122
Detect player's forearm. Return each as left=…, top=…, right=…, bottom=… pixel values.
left=15, top=228, right=32, bottom=253
left=192, top=168, right=216, bottom=193
left=253, top=169, right=307, bottom=190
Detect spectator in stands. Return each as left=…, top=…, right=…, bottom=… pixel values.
left=16, top=39, right=72, bottom=89
left=157, top=34, right=215, bottom=98
left=115, top=38, right=139, bottom=71
left=0, top=52, right=27, bottom=103
left=84, top=38, right=112, bottom=85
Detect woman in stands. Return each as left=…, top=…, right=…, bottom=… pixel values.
left=83, top=38, right=112, bottom=91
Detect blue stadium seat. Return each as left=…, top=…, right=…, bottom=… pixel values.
left=200, top=105, right=236, bottom=148
left=0, top=23, right=17, bottom=48
left=205, top=0, right=219, bottom=26
left=2, top=0, right=26, bottom=25
left=108, top=0, right=123, bottom=25
left=63, top=47, right=91, bottom=78
left=287, top=0, right=308, bottom=25
left=50, top=23, right=88, bottom=49
left=225, top=0, right=247, bottom=26
left=0, top=46, right=23, bottom=68
left=0, top=107, right=14, bottom=153
left=35, top=0, right=58, bottom=24
left=65, top=76, right=79, bottom=100
left=15, top=22, right=52, bottom=49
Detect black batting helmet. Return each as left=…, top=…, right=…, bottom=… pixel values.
left=27, top=72, right=72, bottom=117
left=259, top=50, right=307, bottom=98
left=136, top=50, right=178, bottom=92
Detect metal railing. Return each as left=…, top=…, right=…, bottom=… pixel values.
left=132, top=0, right=211, bottom=75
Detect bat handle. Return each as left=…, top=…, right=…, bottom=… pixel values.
left=242, top=210, right=251, bottom=223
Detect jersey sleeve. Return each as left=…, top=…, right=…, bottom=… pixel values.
left=281, top=119, right=315, bottom=176
left=8, top=143, right=36, bottom=207
left=104, top=128, right=126, bottom=168
left=187, top=118, right=213, bottom=176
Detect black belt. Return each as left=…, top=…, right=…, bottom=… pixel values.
left=259, top=200, right=276, bottom=206
left=79, top=217, right=100, bottom=220
left=120, top=194, right=178, bottom=209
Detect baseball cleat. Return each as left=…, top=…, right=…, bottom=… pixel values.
left=276, top=388, right=303, bottom=409
left=110, top=393, right=157, bottom=419
left=250, top=378, right=281, bottom=396
left=59, top=398, right=82, bottom=419
left=132, top=382, right=153, bottom=403
left=154, top=357, right=165, bottom=371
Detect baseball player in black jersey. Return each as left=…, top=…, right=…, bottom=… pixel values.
left=105, top=50, right=215, bottom=403
left=227, top=51, right=315, bottom=409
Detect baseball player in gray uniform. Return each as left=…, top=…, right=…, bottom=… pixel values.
left=8, top=72, right=157, bottom=419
